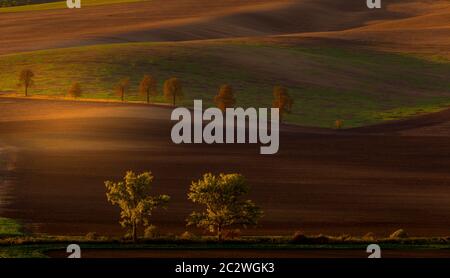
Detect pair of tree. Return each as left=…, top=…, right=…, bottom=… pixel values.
left=143, top=76, right=184, bottom=106
left=105, top=171, right=262, bottom=242
left=116, top=75, right=183, bottom=105
left=115, top=76, right=156, bottom=103
left=214, top=84, right=294, bottom=121
left=142, top=76, right=184, bottom=106
left=18, top=69, right=83, bottom=99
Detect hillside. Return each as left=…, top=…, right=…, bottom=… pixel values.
left=0, top=0, right=427, bottom=55
left=0, top=0, right=449, bottom=127
left=1, top=38, right=449, bottom=127
left=291, top=0, right=450, bottom=59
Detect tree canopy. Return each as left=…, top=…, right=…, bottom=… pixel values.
left=18, top=69, right=34, bottom=96
left=67, top=82, right=82, bottom=98
left=163, top=77, right=183, bottom=106
left=272, top=85, right=294, bottom=120
left=187, top=173, right=263, bottom=241
left=139, top=74, right=158, bottom=103
left=115, top=77, right=130, bottom=102
left=214, top=84, right=236, bottom=111
left=105, top=171, right=170, bottom=241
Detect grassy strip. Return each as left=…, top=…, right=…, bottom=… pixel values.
left=1, top=234, right=449, bottom=246
left=1, top=232, right=449, bottom=258
left=1, top=240, right=450, bottom=258
left=0, top=217, right=24, bottom=237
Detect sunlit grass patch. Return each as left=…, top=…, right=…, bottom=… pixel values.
left=0, top=218, right=24, bottom=237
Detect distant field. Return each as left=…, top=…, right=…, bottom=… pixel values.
left=0, top=40, right=449, bottom=127
left=0, top=0, right=58, bottom=7
left=0, top=218, right=23, bottom=237
left=0, top=0, right=147, bottom=12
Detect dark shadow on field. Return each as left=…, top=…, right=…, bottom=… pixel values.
left=1, top=98, right=450, bottom=237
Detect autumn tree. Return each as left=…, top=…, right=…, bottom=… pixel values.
left=214, top=84, right=236, bottom=111
left=18, top=69, right=34, bottom=97
left=163, top=77, right=183, bottom=106
left=187, top=173, right=263, bottom=241
left=67, top=82, right=82, bottom=98
left=139, top=74, right=158, bottom=103
left=272, top=85, right=294, bottom=121
left=335, top=119, right=343, bottom=129
left=105, top=171, right=170, bottom=242
left=115, top=78, right=130, bottom=102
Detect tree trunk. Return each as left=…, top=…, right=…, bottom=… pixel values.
left=217, top=224, right=223, bottom=242
left=132, top=221, right=137, bottom=242
left=25, top=86, right=28, bottom=97
left=147, top=90, right=150, bottom=103
left=121, top=90, right=124, bottom=102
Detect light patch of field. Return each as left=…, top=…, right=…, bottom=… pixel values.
left=0, top=218, right=23, bottom=237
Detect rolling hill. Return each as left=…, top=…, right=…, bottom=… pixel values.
left=0, top=38, right=449, bottom=127
left=1, top=0, right=450, bottom=241
left=0, top=0, right=449, bottom=127
left=0, top=0, right=436, bottom=55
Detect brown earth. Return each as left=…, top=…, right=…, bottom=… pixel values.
left=1, top=97, right=450, bottom=237
left=287, top=1, right=450, bottom=57
left=0, top=0, right=442, bottom=55
left=1, top=0, right=450, bottom=241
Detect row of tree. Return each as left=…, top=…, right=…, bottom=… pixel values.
left=18, top=69, right=294, bottom=118
left=105, top=171, right=263, bottom=242
left=18, top=69, right=184, bottom=106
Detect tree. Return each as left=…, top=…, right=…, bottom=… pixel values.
left=163, top=77, right=183, bottom=106
left=214, top=84, right=236, bottom=111
left=67, top=82, right=82, bottom=98
left=272, top=85, right=294, bottom=121
left=115, top=78, right=130, bottom=102
left=139, top=74, right=158, bottom=103
left=105, top=171, right=170, bottom=242
left=18, top=69, right=34, bottom=97
left=187, top=173, right=263, bottom=241
left=335, top=119, right=343, bottom=129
